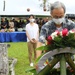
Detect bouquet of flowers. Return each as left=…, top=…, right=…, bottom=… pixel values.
left=37, top=28, right=75, bottom=51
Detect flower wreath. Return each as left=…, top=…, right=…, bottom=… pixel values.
left=37, top=28, right=75, bottom=51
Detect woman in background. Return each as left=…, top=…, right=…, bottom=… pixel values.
left=9, top=19, right=15, bottom=32
left=26, top=15, right=39, bottom=67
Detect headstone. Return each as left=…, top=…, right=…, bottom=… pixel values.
left=0, top=43, right=9, bottom=75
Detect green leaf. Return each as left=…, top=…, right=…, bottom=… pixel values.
left=54, top=36, right=62, bottom=43
left=36, top=45, right=49, bottom=51
left=36, top=46, right=45, bottom=50
left=25, top=67, right=37, bottom=74
left=35, top=53, right=45, bottom=63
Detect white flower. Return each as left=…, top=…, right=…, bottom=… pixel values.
left=51, top=32, right=58, bottom=39
left=69, top=30, right=75, bottom=33
left=60, top=31, right=62, bottom=37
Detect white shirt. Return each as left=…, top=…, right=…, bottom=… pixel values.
left=26, top=23, right=39, bottom=42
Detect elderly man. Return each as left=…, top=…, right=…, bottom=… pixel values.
left=36, top=1, right=75, bottom=58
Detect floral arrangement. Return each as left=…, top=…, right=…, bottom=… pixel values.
left=37, top=28, right=75, bottom=51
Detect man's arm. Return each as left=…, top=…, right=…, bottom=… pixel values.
left=36, top=42, right=43, bottom=58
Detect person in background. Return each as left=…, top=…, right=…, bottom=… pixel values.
left=8, top=19, right=15, bottom=32
left=26, top=15, right=39, bottom=67
left=12, top=18, right=18, bottom=31
left=36, top=1, right=75, bottom=58
left=1, top=18, right=7, bottom=29
left=5, top=18, right=9, bottom=29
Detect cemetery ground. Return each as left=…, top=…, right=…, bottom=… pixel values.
left=4, top=42, right=75, bottom=75
left=7, top=42, right=32, bottom=75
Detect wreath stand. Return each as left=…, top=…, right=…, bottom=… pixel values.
left=36, top=47, right=75, bottom=75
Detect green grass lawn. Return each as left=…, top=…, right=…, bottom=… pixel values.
left=6, top=42, right=75, bottom=75
left=7, top=42, right=33, bottom=75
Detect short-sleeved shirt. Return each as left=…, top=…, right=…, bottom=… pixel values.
left=39, top=18, right=75, bottom=43
left=26, top=23, right=39, bottom=42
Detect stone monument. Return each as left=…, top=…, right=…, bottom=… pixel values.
left=0, top=43, right=9, bottom=75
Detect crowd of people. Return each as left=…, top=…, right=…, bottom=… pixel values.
left=0, top=17, right=27, bottom=32
left=0, top=16, right=51, bottom=32
left=0, top=15, right=51, bottom=66
left=0, top=16, right=74, bottom=33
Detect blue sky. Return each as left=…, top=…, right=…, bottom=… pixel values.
left=0, top=0, right=75, bottom=15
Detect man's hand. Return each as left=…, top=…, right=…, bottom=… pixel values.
left=36, top=42, right=43, bottom=58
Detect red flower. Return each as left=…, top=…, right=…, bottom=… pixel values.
left=47, top=41, right=51, bottom=45
left=47, top=36, right=53, bottom=45
left=47, top=36, right=52, bottom=41
left=62, top=28, right=68, bottom=36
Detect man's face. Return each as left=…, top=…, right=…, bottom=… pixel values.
left=51, top=8, right=65, bottom=19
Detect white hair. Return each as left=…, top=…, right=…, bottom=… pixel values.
left=50, top=1, right=66, bottom=13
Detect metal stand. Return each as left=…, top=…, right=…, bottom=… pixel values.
left=37, top=47, right=75, bottom=75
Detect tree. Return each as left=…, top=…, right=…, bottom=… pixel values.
left=39, top=0, right=50, bottom=11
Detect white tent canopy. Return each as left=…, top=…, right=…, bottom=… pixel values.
left=0, top=0, right=75, bottom=16
left=0, top=11, right=50, bottom=16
